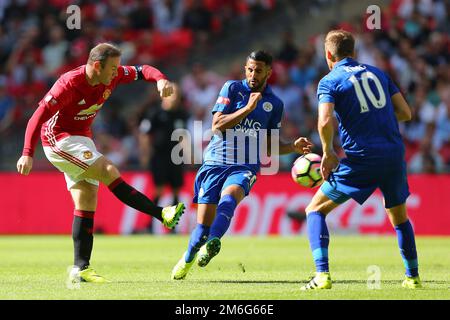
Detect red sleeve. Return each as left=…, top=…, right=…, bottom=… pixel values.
left=117, top=65, right=167, bottom=84
left=141, top=65, right=166, bottom=82
left=22, top=104, right=53, bottom=157
left=21, top=80, right=71, bottom=157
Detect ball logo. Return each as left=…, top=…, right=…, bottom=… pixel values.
left=263, top=102, right=273, bottom=112
left=83, top=151, right=93, bottom=159
left=103, top=89, right=111, bottom=100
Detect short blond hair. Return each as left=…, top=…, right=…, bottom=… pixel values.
left=325, top=30, right=355, bottom=59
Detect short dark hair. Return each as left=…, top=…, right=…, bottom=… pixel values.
left=325, top=30, right=355, bottom=59
left=247, top=50, right=273, bottom=66
left=88, top=43, right=121, bottom=67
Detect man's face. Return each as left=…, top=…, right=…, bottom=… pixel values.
left=96, top=56, right=120, bottom=85
left=245, top=59, right=271, bottom=91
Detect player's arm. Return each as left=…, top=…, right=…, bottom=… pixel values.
left=17, top=86, right=68, bottom=175
left=391, top=92, right=412, bottom=122
left=318, top=102, right=339, bottom=180
left=267, top=130, right=312, bottom=155
left=118, top=65, right=173, bottom=98
left=278, top=138, right=312, bottom=155
left=212, top=92, right=261, bottom=132
left=385, top=72, right=411, bottom=122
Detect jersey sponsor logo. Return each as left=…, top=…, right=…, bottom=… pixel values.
left=216, top=96, right=230, bottom=105
left=74, top=113, right=97, bottom=120
left=103, top=89, right=111, bottom=100
left=234, top=118, right=261, bottom=138
left=77, top=103, right=103, bottom=115
left=82, top=151, right=93, bottom=159
left=262, top=102, right=273, bottom=112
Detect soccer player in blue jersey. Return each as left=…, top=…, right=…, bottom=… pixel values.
left=171, top=51, right=313, bottom=280
left=300, top=30, right=421, bottom=290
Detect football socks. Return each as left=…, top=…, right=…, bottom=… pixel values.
left=108, top=177, right=163, bottom=221
left=307, top=211, right=330, bottom=273
left=185, top=224, right=210, bottom=263
left=209, top=194, right=237, bottom=240
left=72, top=210, right=95, bottom=270
left=395, top=220, right=419, bottom=277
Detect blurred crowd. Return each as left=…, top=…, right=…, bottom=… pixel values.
left=0, top=0, right=449, bottom=174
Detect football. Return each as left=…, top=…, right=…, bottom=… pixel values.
left=291, top=153, right=323, bottom=188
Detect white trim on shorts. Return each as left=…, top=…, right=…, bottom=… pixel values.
left=43, top=135, right=102, bottom=190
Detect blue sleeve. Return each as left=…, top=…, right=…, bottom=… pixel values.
left=269, top=101, right=284, bottom=130
left=317, top=78, right=335, bottom=104
left=212, top=81, right=235, bottom=114
left=386, top=74, right=400, bottom=97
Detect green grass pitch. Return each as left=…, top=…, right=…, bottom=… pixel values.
left=0, top=235, right=449, bottom=300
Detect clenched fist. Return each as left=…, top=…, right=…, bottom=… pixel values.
left=157, top=79, right=174, bottom=98
left=246, top=92, right=262, bottom=112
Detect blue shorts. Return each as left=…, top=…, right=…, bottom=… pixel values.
left=320, top=157, right=410, bottom=208
left=193, top=164, right=257, bottom=204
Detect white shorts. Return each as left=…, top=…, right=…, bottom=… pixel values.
left=43, top=135, right=103, bottom=190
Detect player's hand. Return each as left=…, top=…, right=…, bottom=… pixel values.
left=321, top=151, right=339, bottom=181
left=246, top=92, right=262, bottom=111
left=17, top=156, right=33, bottom=176
left=157, top=79, right=174, bottom=98
left=293, top=137, right=313, bottom=154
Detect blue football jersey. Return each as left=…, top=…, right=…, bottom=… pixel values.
left=317, top=57, right=404, bottom=162
left=203, top=79, right=284, bottom=173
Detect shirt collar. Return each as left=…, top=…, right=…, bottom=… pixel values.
left=241, top=79, right=272, bottom=95
left=333, top=57, right=357, bottom=69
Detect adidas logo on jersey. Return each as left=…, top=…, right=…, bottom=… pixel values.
left=78, top=99, right=86, bottom=105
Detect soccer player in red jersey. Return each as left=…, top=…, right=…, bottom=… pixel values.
left=16, top=43, right=185, bottom=283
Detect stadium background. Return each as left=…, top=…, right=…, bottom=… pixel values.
left=0, top=0, right=449, bottom=235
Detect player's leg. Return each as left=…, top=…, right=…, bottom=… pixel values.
left=171, top=165, right=224, bottom=280
left=69, top=180, right=109, bottom=283
left=80, top=156, right=184, bottom=229
left=196, top=169, right=255, bottom=267
left=196, top=185, right=244, bottom=267
left=387, top=204, right=421, bottom=288
left=171, top=203, right=217, bottom=280
left=380, top=164, right=421, bottom=288
left=210, top=184, right=244, bottom=239
left=301, top=159, right=378, bottom=290
left=300, top=188, right=342, bottom=290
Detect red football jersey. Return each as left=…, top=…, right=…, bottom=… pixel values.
left=22, top=64, right=166, bottom=156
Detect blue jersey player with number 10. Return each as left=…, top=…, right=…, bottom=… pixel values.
left=171, top=51, right=313, bottom=280
left=300, top=30, right=421, bottom=290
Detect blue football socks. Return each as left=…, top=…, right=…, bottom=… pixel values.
left=395, top=220, right=419, bottom=277
left=209, top=194, right=237, bottom=240
left=185, top=224, right=210, bottom=263
left=307, top=211, right=330, bottom=272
